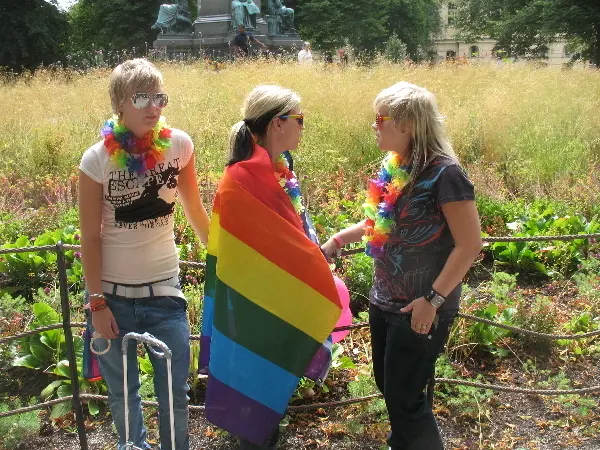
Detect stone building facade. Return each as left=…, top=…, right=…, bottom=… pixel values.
left=433, top=2, right=572, bottom=65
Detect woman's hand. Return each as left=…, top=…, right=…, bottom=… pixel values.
left=400, top=297, right=436, bottom=334
left=321, top=238, right=340, bottom=262
left=92, top=307, right=119, bottom=340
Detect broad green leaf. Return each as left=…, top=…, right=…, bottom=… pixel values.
left=40, top=332, right=61, bottom=350
left=40, top=380, right=64, bottom=400
left=533, top=262, right=548, bottom=275
left=484, top=304, right=498, bottom=316
left=50, top=401, right=72, bottom=419
left=31, top=255, right=45, bottom=267
left=29, top=335, right=53, bottom=362
left=13, top=354, right=42, bottom=369
left=15, top=235, right=30, bottom=247
left=57, top=383, right=73, bottom=398
left=138, top=355, right=153, bottom=375
left=88, top=400, right=100, bottom=416
left=32, top=302, right=60, bottom=326
left=54, top=360, right=71, bottom=378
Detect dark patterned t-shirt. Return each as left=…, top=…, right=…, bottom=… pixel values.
left=369, top=157, right=475, bottom=313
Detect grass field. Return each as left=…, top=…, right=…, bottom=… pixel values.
left=1, top=61, right=599, bottom=212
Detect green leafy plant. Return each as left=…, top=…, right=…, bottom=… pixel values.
left=0, top=399, right=41, bottom=449
left=435, top=355, right=493, bottom=418
left=0, top=225, right=83, bottom=299
left=13, top=300, right=105, bottom=417
left=468, top=303, right=515, bottom=357
left=557, top=311, right=600, bottom=355
left=138, top=352, right=156, bottom=400
left=489, top=208, right=600, bottom=277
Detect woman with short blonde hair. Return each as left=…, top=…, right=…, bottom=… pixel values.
left=79, top=58, right=209, bottom=450
left=323, top=81, right=482, bottom=449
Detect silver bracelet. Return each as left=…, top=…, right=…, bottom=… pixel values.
left=88, top=293, right=106, bottom=299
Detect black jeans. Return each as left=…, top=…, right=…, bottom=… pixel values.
left=369, top=302, right=455, bottom=450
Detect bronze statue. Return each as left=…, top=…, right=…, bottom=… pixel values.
left=231, top=0, right=261, bottom=30
left=267, top=0, right=295, bottom=35
left=152, top=0, right=193, bottom=34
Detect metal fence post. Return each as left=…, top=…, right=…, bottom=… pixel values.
left=56, top=242, right=89, bottom=450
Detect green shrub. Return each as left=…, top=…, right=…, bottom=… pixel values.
left=513, top=295, right=559, bottom=351
left=465, top=302, right=515, bottom=357
left=341, top=253, right=373, bottom=312
left=435, top=355, right=494, bottom=418
left=0, top=400, right=41, bottom=449
left=487, top=271, right=517, bottom=302
left=383, top=33, right=408, bottom=63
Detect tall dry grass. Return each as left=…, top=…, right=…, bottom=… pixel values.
left=1, top=60, right=599, bottom=210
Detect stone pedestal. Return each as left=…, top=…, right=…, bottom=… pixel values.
left=153, top=0, right=302, bottom=57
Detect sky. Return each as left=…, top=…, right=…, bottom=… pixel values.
left=54, top=0, right=77, bottom=11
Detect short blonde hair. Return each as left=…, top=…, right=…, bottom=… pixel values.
left=374, top=82, right=457, bottom=180
left=109, top=59, right=164, bottom=114
left=228, top=84, right=301, bottom=165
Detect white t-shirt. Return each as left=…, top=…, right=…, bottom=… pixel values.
left=298, top=49, right=313, bottom=64
left=79, top=128, right=193, bottom=284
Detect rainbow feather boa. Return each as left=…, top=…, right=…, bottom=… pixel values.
left=101, top=115, right=172, bottom=174
left=363, top=152, right=411, bottom=258
left=274, top=154, right=305, bottom=216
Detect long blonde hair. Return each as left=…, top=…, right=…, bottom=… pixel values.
left=228, top=84, right=301, bottom=165
left=374, top=82, right=457, bottom=182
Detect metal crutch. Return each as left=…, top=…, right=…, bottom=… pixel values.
left=122, top=332, right=176, bottom=450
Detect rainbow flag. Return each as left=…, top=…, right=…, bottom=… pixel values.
left=200, top=146, right=342, bottom=445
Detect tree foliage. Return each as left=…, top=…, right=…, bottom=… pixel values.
left=296, top=0, right=440, bottom=58
left=296, top=0, right=388, bottom=55
left=386, top=0, right=440, bottom=58
left=454, top=0, right=600, bottom=65
left=68, top=0, right=164, bottom=53
left=0, top=0, right=69, bottom=72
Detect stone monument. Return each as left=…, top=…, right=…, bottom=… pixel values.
left=153, top=0, right=302, bottom=56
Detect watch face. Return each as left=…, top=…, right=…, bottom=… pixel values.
left=430, top=295, right=445, bottom=308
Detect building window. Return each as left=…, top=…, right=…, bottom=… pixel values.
left=469, top=45, right=479, bottom=58
left=447, top=2, right=457, bottom=26
left=446, top=50, right=456, bottom=60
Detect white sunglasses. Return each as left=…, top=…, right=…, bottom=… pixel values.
left=130, top=92, right=169, bottom=109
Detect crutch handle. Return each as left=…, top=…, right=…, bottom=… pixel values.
left=121, top=332, right=173, bottom=359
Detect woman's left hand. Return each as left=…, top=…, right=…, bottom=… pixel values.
left=400, top=297, right=437, bottom=334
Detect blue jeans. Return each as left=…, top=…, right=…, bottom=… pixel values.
left=369, top=302, right=455, bottom=450
left=88, top=291, right=190, bottom=450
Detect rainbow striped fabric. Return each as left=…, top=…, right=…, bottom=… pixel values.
left=200, top=146, right=342, bottom=445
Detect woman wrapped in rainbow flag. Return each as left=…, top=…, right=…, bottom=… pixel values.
left=199, top=85, right=343, bottom=449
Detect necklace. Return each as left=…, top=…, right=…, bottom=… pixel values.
left=101, top=115, right=172, bottom=174
left=274, top=154, right=305, bottom=216
left=363, top=152, right=411, bottom=258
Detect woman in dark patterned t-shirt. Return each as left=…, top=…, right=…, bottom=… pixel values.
left=322, top=82, right=482, bottom=450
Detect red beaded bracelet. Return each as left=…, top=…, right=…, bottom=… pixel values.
left=90, top=302, right=108, bottom=312
left=332, top=235, right=343, bottom=249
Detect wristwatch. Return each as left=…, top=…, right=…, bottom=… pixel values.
left=425, top=289, right=446, bottom=308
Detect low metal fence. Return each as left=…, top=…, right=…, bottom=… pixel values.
left=1, top=235, right=600, bottom=450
